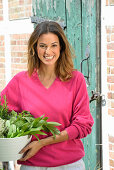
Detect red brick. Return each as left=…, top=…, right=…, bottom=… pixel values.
left=109, top=136, right=114, bottom=143
left=109, top=144, right=114, bottom=151
left=0, top=68, right=5, bottom=74
left=110, top=0, right=114, bottom=5
left=109, top=51, right=114, bottom=58
left=11, top=41, right=16, bottom=45
left=0, top=63, right=4, bottom=68
left=19, top=34, right=28, bottom=39
left=0, top=16, right=3, bottom=20
left=107, top=59, right=114, bottom=66
left=106, top=27, right=112, bottom=34
left=108, top=108, right=114, bottom=116
left=21, top=57, right=27, bottom=63
left=107, top=76, right=114, bottom=83
left=107, top=35, right=111, bottom=42
left=0, top=57, right=5, bottom=62
left=109, top=152, right=114, bottom=159
left=11, top=34, right=20, bottom=39
left=106, top=0, right=109, bottom=5
left=111, top=102, right=114, bottom=108
left=0, top=80, right=6, bottom=92
left=19, top=0, right=24, bottom=5
left=107, top=43, right=114, bottom=50
left=111, top=34, right=114, bottom=41
left=108, top=84, right=111, bottom=90
left=109, top=159, right=114, bottom=167
left=12, top=58, right=21, bottom=63
left=0, top=35, right=4, bottom=41
left=20, top=46, right=27, bottom=52
left=108, top=92, right=113, bottom=99
left=111, top=68, right=114, bottom=74
left=111, top=84, right=114, bottom=91
left=109, top=144, right=113, bottom=150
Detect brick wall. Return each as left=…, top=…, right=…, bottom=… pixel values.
left=8, top=0, right=32, bottom=20
left=107, top=26, right=114, bottom=169
left=0, top=0, right=32, bottom=93
left=0, top=35, right=5, bottom=92
left=0, top=0, right=3, bottom=21
left=0, top=0, right=32, bottom=168
left=106, top=1, right=114, bottom=170
left=109, top=136, right=114, bottom=169
left=10, top=33, right=30, bottom=77
left=106, top=0, right=114, bottom=5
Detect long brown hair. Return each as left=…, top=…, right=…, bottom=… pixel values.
left=27, top=21, right=75, bottom=81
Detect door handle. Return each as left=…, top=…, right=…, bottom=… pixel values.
left=81, top=46, right=90, bottom=84
left=90, top=90, right=106, bottom=106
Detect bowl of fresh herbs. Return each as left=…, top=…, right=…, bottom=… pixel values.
left=0, top=96, right=61, bottom=161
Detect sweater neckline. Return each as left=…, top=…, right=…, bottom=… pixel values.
left=32, top=71, right=59, bottom=91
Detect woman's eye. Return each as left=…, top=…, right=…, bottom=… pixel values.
left=52, top=44, right=57, bottom=47
left=39, top=45, right=46, bottom=48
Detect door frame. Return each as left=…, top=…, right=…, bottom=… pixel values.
left=101, top=0, right=110, bottom=169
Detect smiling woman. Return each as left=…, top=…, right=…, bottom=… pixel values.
left=0, top=21, right=94, bottom=170
left=27, top=21, right=74, bottom=82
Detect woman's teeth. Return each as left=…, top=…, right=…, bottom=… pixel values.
left=44, top=56, right=54, bottom=60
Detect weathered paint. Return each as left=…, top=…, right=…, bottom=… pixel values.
left=32, top=0, right=101, bottom=169
left=66, top=0, right=81, bottom=70
left=81, top=0, right=101, bottom=169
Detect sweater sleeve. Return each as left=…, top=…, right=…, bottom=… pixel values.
left=65, top=72, right=94, bottom=140
left=0, top=75, right=22, bottom=112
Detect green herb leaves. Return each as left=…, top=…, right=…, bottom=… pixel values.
left=0, top=96, right=61, bottom=139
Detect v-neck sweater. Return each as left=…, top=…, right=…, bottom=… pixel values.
left=1, top=70, right=94, bottom=167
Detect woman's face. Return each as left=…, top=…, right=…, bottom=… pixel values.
left=37, top=32, right=61, bottom=67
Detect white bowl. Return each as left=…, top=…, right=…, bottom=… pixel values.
left=0, top=135, right=31, bottom=161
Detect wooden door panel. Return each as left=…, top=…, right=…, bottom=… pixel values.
left=66, top=0, right=81, bottom=71
left=81, top=1, right=101, bottom=169
left=32, top=0, right=66, bottom=24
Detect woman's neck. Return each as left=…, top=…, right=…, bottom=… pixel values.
left=38, top=65, right=56, bottom=80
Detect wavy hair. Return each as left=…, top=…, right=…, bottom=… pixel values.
left=27, top=21, right=75, bottom=81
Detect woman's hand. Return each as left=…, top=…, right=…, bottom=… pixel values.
left=18, top=140, right=43, bottom=161
left=18, top=130, right=68, bottom=161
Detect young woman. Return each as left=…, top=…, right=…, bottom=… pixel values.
left=1, top=21, right=94, bottom=170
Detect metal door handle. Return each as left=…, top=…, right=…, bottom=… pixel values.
left=81, top=46, right=90, bottom=84
left=90, top=90, right=106, bottom=106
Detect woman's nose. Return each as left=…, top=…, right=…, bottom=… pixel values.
left=45, top=47, right=51, bottom=54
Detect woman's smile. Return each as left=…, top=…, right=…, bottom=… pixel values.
left=43, top=55, right=54, bottom=60
left=37, top=32, right=60, bottom=66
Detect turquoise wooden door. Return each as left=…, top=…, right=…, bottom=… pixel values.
left=32, top=0, right=101, bottom=169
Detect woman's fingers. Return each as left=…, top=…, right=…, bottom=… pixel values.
left=19, top=150, right=33, bottom=161
left=18, top=141, right=42, bottom=161
left=19, top=144, right=31, bottom=154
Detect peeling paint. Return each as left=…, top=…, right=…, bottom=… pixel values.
left=37, top=0, right=40, bottom=10
left=41, top=0, right=50, bottom=11
left=54, top=0, right=56, bottom=10
left=66, top=0, right=72, bottom=16
left=82, top=0, right=94, bottom=14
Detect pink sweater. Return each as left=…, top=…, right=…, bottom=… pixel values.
left=1, top=70, right=94, bottom=167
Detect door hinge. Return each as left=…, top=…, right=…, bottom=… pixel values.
left=90, top=90, right=106, bottom=106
